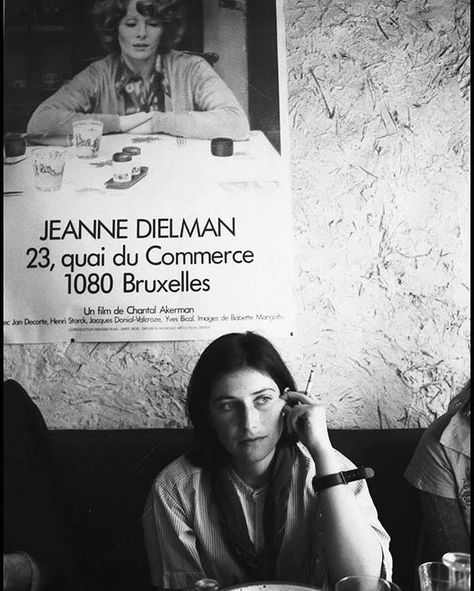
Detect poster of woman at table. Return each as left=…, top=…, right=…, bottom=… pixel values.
left=4, top=0, right=295, bottom=344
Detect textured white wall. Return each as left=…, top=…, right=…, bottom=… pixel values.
left=3, top=0, right=470, bottom=430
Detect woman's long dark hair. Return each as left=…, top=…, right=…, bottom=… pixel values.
left=93, top=0, right=186, bottom=55
left=186, top=332, right=297, bottom=469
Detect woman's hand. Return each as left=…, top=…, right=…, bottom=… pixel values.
left=282, top=391, right=333, bottom=458
left=119, top=112, right=154, bottom=133
left=283, top=391, right=384, bottom=584
left=128, top=119, right=154, bottom=134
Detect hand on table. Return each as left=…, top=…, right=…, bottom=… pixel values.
left=282, top=390, right=333, bottom=458
left=119, top=113, right=155, bottom=133
left=129, top=119, right=155, bottom=134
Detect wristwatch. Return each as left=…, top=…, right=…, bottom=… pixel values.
left=312, top=467, right=375, bottom=493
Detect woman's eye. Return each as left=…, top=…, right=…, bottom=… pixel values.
left=218, top=401, right=235, bottom=412
left=255, top=396, right=272, bottom=408
left=147, top=20, right=161, bottom=27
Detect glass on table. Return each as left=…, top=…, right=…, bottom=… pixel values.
left=335, top=575, right=401, bottom=591
left=32, top=147, right=66, bottom=191
left=442, top=553, right=471, bottom=591
left=72, top=119, right=103, bottom=159
left=418, top=562, right=451, bottom=591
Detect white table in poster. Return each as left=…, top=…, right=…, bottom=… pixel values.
left=4, top=132, right=295, bottom=344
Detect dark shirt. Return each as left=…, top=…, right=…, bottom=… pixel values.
left=3, top=379, right=76, bottom=590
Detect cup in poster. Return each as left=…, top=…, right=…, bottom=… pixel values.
left=121, top=146, right=142, bottom=176
left=32, top=147, right=66, bottom=191
left=112, top=152, right=133, bottom=183
left=72, top=119, right=103, bottom=159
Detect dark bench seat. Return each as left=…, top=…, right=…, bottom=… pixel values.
left=48, top=428, right=423, bottom=591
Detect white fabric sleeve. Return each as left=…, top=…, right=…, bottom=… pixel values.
left=336, top=451, right=393, bottom=581
left=142, top=484, right=206, bottom=589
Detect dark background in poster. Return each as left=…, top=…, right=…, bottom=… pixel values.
left=4, top=0, right=281, bottom=152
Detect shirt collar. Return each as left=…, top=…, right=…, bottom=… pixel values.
left=115, top=57, right=141, bottom=94
left=154, top=52, right=164, bottom=76
left=227, top=466, right=268, bottom=497
left=440, top=410, right=471, bottom=458
left=115, top=55, right=163, bottom=93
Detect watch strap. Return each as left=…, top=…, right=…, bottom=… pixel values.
left=312, top=467, right=374, bottom=493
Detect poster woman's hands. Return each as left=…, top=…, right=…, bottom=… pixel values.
left=119, top=112, right=154, bottom=133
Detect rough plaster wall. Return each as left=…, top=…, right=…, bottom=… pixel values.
left=284, top=0, right=470, bottom=428
left=3, top=0, right=470, bottom=430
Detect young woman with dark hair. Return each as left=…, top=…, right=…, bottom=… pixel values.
left=186, top=331, right=298, bottom=470
left=27, top=0, right=249, bottom=140
left=142, top=332, right=392, bottom=589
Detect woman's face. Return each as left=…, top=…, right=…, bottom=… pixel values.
left=118, top=0, right=163, bottom=64
left=208, top=367, right=286, bottom=474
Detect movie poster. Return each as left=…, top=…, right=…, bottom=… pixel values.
left=4, top=0, right=295, bottom=343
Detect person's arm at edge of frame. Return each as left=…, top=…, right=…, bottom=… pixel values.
left=4, top=551, right=42, bottom=591
left=404, top=395, right=470, bottom=562
left=284, top=392, right=384, bottom=588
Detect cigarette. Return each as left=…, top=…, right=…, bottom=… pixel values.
left=305, top=368, right=314, bottom=396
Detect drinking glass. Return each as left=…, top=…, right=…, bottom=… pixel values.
left=418, top=561, right=451, bottom=591
left=72, top=119, right=103, bottom=159
left=32, top=147, right=66, bottom=191
left=442, top=552, right=471, bottom=591
left=335, top=575, right=401, bottom=591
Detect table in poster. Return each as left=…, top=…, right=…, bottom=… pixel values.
left=4, top=131, right=295, bottom=344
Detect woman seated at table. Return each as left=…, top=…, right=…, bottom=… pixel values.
left=142, top=332, right=392, bottom=589
left=26, top=0, right=250, bottom=141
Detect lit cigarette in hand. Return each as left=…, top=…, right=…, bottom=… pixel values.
left=305, top=368, right=314, bottom=396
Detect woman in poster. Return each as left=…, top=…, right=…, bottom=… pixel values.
left=27, top=0, right=250, bottom=140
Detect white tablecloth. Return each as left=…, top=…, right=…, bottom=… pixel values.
left=4, top=131, right=295, bottom=344
left=4, top=131, right=286, bottom=196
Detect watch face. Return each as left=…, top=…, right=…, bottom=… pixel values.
left=225, top=584, right=322, bottom=591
